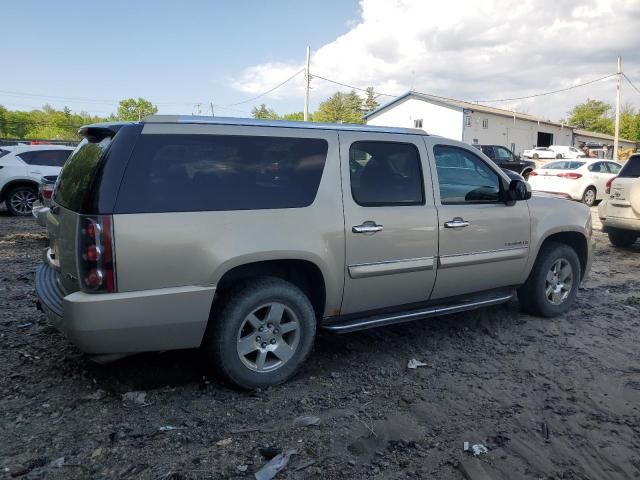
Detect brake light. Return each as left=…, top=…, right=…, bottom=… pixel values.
left=557, top=172, right=582, bottom=179
left=40, top=184, right=54, bottom=199
left=605, top=176, right=617, bottom=194
left=529, top=171, right=538, bottom=176
left=78, top=216, right=116, bottom=293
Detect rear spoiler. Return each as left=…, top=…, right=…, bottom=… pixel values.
left=78, top=122, right=137, bottom=142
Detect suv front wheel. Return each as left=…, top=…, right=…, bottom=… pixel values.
left=6, top=185, right=38, bottom=216
left=517, top=241, right=581, bottom=317
left=204, top=277, right=316, bottom=389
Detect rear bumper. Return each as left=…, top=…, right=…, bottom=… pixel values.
left=35, top=263, right=215, bottom=354
left=602, top=217, right=640, bottom=233
left=31, top=202, right=49, bottom=227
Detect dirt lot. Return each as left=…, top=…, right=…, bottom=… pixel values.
left=1, top=208, right=640, bottom=480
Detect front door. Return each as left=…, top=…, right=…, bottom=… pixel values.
left=425, top=139, right=531, bottom=300
left=339, top=132, right=438, bottom=315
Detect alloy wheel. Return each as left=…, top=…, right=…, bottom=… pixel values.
left=545, top=258, right=573, bottom=305
left=583, top=189, right=596, bottom=207
left=236, top=302, right=301, bottom=373
left=9, top=189, right=37, bottom=215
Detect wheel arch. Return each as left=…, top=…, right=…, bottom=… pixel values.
left=535, top=231, right=589, bottom=281
left=0, top=178, right=39, bottom=202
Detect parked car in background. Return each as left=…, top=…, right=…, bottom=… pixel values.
left=36, top=116, right=593, bottom=389
left=473, top=144, right=536, bottom=179
left=0, top=145, right=73, bottom=215
left=598, top=153, right=640, bottom=247
left=523, top=147, right=558, bottom=160
left=549, top=145, right=586, bottom=159
left=528, top=159, right=622, bottom=207
left=32, top=175, right=58, bottom=227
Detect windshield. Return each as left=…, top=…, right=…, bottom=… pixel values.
left=543, top=161, right=585, bottom=170
left=53, top=136, right=112, bottom=211
left=618, top=156, right=640, bottom=178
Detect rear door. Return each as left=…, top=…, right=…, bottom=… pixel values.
left=608, top=155, right=640, bottom=220
left=339, top=132, right=437, bottom=315
left=586, top=161, right=613, bottom=200
left=425, top=138, right=530, bottom=299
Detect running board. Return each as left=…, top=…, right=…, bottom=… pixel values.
left=322, top=293, right=514, bottom=334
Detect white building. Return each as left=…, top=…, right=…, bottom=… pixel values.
left=364, top=91, right=574, bottom=156
left=573, top=129, right=636, bottom=150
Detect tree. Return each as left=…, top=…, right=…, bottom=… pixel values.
left=362, top=87, right=379, bottom=115
left=116, top=97, right=158, bottom=121
left=567, top=99, right=613, bottom=134
left=620, top=105, right=640, bottom=141
left=314, top=90, right=365, bottom=124
left=281, top=111, right=311, bottom=122
left=251, top=104, right=279, bottom=120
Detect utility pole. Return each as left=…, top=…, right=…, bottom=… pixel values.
left=210, top=102, right=215, bottom=117
left=613, top=56, right=621, bottom=161
left=304, top=46, right=310, bottom=122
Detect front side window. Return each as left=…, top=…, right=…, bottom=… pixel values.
left=115, top=134, right=328, bottom=213
left=18, top=149, right=71, bottom=167
left=433, top=145, right=501, bottom=204
left=495, top=147, right=513, bottom=161
left=349, top=141, right=424, bottom=206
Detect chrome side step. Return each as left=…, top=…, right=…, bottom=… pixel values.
left=322, top=293, right=514, bottom=334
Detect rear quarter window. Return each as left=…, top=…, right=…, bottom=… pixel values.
left=619, top=156, right=640, bottom=178
left=18, top=149, right=71, bottom=167
left=115, top=134, right=328, bottom=213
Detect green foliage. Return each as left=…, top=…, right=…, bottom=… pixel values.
left=314, top=90, right=365, bottom=124
left=568, top=99, right=614, bottom=133
left=251, top=104, right=279, bottom=120
left=620, top=106, right=640, bottom=141
left=281, top=111, right=310, bottom=122
left=116, top=98, right=158, bottom=121
left=363, top=87, right=379, bottom=115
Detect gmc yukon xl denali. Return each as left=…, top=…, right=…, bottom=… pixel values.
left=36, top=116, right=594, bottom=389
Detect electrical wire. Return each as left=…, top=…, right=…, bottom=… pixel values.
left=622, top=73, right=640, bottom=97
left=311, top=74, right=398, bottom=98
left=217, top=69, right=304, bottom=107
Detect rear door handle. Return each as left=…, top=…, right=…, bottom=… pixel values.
left=444, top=217, right=469, bottom=228
left=352, top=221, right=383, bottom=234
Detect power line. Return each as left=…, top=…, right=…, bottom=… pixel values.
left=312, top=74, right=398, bottom=98
left=622, top=73, right=640, bottom=97
left=218, top=69, right=304, bottom=107
left=471, top=74, right=617, bottom=103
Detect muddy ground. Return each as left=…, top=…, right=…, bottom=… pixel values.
left=1, top=208, right=640, bottom=480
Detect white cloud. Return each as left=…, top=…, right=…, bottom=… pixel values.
left=232, top=0, right=640, bottom=119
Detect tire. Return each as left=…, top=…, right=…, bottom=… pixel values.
left=556, top=153, right=563, bottom=159
left=608, top=230, right=637, bottom=248
left=521, top=169, right=532, bottom=180
left=517, top=241, right=581, bottom=317
left=533, top=153, right=539, bottom=159
left=203, top=277, right=316, bottom=390
left=6, top=185, right=38, bottom=216
left=581, top=187, right=596, bottom=207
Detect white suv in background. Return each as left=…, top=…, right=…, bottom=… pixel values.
left=0, top=144, right=74, bottom=216
left=549, top=145, right=586, bottom=159
left=599, top=154, right=640, bottom=247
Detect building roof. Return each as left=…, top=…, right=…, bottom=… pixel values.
left=364, top=91, right=571, bottom=129
left=573, top=128, right=636, bottom=144
left=143, top=115, right=426, bottom=135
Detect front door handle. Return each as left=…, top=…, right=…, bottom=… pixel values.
left=352, top=221, right=383, bottom=234
left=444, top=217, right=469, bottom=228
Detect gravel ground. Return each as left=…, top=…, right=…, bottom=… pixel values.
left=1, top=207, right=640, bottom=480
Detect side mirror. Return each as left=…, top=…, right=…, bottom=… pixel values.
left=505, top=179, right=531, bottom=205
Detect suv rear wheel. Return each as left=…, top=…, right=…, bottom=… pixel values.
left=6, top=185, right=38, bottom=216
left=204, top=277, right=316, bottom=389
left=608, top=230, right=638, bottom=248
left=517, top=241, right=581, bottom=317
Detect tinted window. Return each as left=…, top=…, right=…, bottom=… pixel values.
left=619, top=155, right=640, bottom=178
left=54, top=138, right=112, bottom=211
left=433, top=145, right=501, bottom=204
left=116, top=134, right=328, bottom=213
left=588, top=162, right=607, bottom=173
left=606, top=162, right=622, bottom=174
left=495, top=147, right=513, bottom=161
left=349, top=141, right=424, bottom=206
left=479, top=146, right=494, bottom=157
left=18, top=149, right=71, bottom=167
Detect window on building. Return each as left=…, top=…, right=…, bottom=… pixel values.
left=413, top=119, right=423, bottom=129
left=472, top=138, right=479, bottom=144
left=349, top=141, right=424, bottom=206
left=465, top=116, right=471, bottom=127
left=482, top=119, right=489, bottom=129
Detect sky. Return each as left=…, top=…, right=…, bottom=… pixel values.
left=3, top=0, right=640, bottom=121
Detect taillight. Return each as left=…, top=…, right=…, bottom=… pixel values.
left=605, top=176, right=616, bottom=194
left=78, top=216, right=116, bottom=293
left=41, top=185, right=54, bottom=199
left=557, top=172, right=582, bottom=180
left=529, top=171, right=538, bottom=176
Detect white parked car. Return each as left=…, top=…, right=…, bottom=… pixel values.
left=598, top=153, right=640, bottom=247
left=523, top=146, right=585, bottom=160
left=0, top=144, right=74, bottom=216
left=528, top=159, right=622, bottom=207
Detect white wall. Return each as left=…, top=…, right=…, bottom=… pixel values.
left=366, top=97, right=463, bottom=140
left=462, top=112, right=572, bottom=156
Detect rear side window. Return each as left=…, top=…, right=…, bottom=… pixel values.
left=18, top=149, right=71, bottom=167
left=349, top=141, right=424, bottom=206
left=544, top=161, right=585, bottom=170
left=54, top=138, right=112, bottom=211
left=0, top=149, right=10, bottom=158
left=115, top=134, right=328, bottom=213
left=619, top=155, right=640, bottom=178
